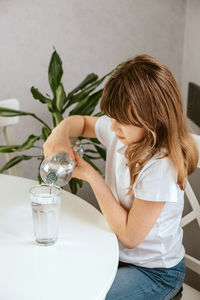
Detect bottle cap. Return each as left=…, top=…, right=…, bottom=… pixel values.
left=46, top=171, right=57, bottom=184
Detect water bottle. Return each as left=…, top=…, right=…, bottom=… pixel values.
left=40, top=138, right=84, bottom=187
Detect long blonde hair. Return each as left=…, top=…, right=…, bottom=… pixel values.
left=100, top=54, right=199, bottom=193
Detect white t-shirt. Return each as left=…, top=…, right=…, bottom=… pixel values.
left=95, top=116, right=185, bottom=268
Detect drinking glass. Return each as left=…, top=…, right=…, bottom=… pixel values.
left=29, top=184, right=62, bottom=246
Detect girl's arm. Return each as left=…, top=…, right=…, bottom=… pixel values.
left=73, top=152, right=165, bottom=249
left=43, top=115, right=98, bottom=158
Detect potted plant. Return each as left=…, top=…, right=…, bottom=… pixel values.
left=0, top=50, right=113, bottom=194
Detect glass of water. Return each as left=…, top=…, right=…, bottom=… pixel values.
left=29, top=184, right=62, bottom=246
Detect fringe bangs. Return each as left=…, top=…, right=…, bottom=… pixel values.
left=100, top=77, right=142, bottom=127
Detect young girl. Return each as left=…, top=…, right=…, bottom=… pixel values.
left=43, top=54, right=199, bottom=299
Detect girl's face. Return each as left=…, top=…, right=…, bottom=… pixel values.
left=110, top=118, right=146, bottom=145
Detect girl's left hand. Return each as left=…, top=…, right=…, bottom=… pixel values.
left=72, top=151, right=97, bottom=182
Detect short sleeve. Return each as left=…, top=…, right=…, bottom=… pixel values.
left=95, top=116, right=114, bottom=148
left=133, top=157, right=179, bottom=203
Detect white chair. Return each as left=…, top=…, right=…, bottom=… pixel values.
left=181, top=133, right=200, bottom=299
left=0, top=99, right=21, bottom=176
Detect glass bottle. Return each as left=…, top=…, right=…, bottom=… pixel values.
left=40, top=138, right=84, bottom=187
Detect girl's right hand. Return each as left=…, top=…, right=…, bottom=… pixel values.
left=43, top=128, right=75, bottom=160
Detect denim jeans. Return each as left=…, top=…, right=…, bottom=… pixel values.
left=105, top=258, right=185, bottom=300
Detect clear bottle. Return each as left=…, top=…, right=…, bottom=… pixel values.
left=40, top=138, right=84, bottom=187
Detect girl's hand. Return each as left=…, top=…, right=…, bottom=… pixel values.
left=43, top=128, right=74, bottom=160
left=72, top=151, right=97, bottom=182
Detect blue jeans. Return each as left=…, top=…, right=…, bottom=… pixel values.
left=106, top=258, right=185, bottom=300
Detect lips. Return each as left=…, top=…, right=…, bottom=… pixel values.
left=116, top=134, right=125, bottom=139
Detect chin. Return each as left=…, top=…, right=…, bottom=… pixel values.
left=119, top=139, right=128, bottom=145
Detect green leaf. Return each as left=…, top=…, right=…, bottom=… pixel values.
left=76, top=178, right=83, bottom=188
left=0, top=107, right=30, bottom=117
left=94, top=145, right=106, bottom=160
left=48, top=50, right=63, bottom=96
left=30, top=87, right=52, bottom=107
left=17, top=135, right=40, bottom=151
left=68, top=178, right=83, bottom=194
left=63, top=70, right=111, bottom=112
left=0, top=107, right=51, bottom=130
left=42, top=126, right=51, bottom=141
left=69, top=178, right=78, bottom=194
left=66, top=81, right=103, bottom=110
left=88, top=137, right=101, bottom=144
left=0, top=145, right=19, bottom=153
left=69, top=89, right=103, bottom=116
left=0, top=135, right=40, bottom=153
left=69, top=96, right=89, bottom=116
left=0, top=155, right=32, bottom=173
left=56, top=83, right=67, bottom=112
left=68, top=73, right=98, bottom=96
left=84, top=155, right=101, bottom=159
left=52, top=111, right=63, bottom=127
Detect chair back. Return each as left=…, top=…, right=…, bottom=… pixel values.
left=181, top=134, right=200, bottom=275
left=0, top=99, right=20, bottom=176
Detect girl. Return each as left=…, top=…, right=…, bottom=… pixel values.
left=43, top=54, right=199, bottom=299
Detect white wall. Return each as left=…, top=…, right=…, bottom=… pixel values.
left=0, top=0, right=186, bottom=207
left=182, top=0, right=200, bottom=109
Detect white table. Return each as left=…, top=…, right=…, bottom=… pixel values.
left=0, top=174, right=119, bottom=300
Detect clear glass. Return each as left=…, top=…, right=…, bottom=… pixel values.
left=29, top=184, right=62, bottom=246
left=40, top=137, right=84, bottom=187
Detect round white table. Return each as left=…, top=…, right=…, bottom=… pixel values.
left=0, top=174, right=119, bottom=300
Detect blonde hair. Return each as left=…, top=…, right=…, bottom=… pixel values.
left=100, top=54, right=199, bottom=193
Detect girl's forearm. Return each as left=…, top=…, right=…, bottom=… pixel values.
left=88, top=171, right=131, bottom=247
left=52, top=115, right=85, bottom=138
